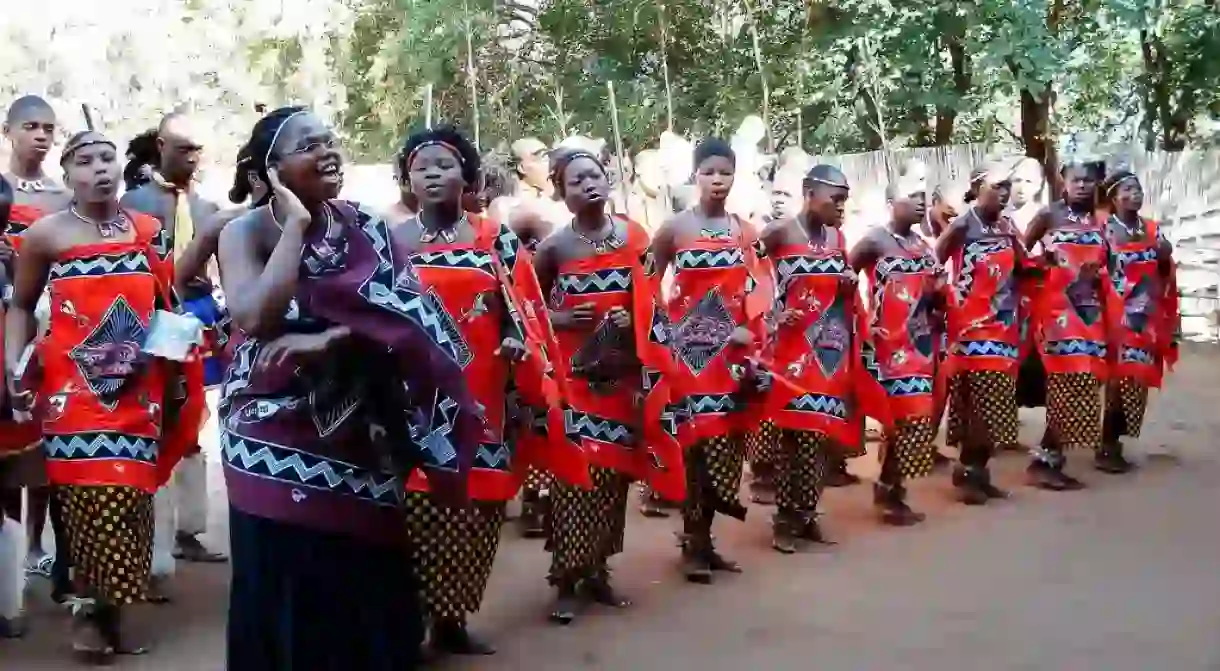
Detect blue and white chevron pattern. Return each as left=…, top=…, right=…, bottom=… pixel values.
left=354, top=209, right=462, bottom=365
left=1045, top=338, right=1106, bottom=358
left=776, top=255, right=847, bottom=280
left=46, top=432, right=157, bottom=463
left=1047, top=229, right=1105, bottom=247
left=953, top=340, right=1020, bottom=359
left=412, top=250, right=494, bottom=272
left=50, top=252, right=152, bottom=280
left=875, top=255, right=933, bottom=278
left=564, top=409, right=635, bottom=446
left=1120, top=346, right=1153, bottom=365
left=221, top=431, right=402, bottom=506
left=882, top=376, right=933, bottom=396
left=785, top=393, right=848, bottom=419
left=681, top=393, right=737, bottom=416
left=557, top=268, right=632, bottom=294
left=474, top=441, right=513, bottom=470
left=675, top=249, right=745, bottom=270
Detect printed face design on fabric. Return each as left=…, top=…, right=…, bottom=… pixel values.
left=69, top=297, right=148, bottom=408
left=1066, top=274, right=1102, bottom=325
left=991, top=275, right=1018, bottom=327
left=805, top=299, right=848, bottom=377
left=672, top=290, right=734, bottom=375
left=1124, top=276, right=1154, bottom=333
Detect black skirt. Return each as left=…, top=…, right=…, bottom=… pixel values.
left=226, top=507, right=423, bottom=671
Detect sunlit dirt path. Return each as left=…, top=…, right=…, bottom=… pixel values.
left=9, top=346, right=1220, bottom=671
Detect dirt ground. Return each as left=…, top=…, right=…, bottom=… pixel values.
left=7, top=345, right=1220, bottom=670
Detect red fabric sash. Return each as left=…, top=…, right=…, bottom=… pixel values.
left=946, top=235, right=1023, bottom=374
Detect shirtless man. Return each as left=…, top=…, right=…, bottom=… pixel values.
left=119, top=113, right=226, bottom=586
left=2, top=95, right=70, bottom=587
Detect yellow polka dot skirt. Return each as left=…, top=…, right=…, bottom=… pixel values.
left=879, top=416, right=938, bottom=481
left=682, top=433, right=748, bottom=525
left=947, top=371, right=1019, bottom=452
left=57, top=485, right=153, bottom=605
left=547, top=466, right=631, bottom=585
left=746, top=421, right=781, bottom=470
left=776, top=430, right=830, bottom=513
left=1046, top=372, right=1103, bottom=451
left=404, top=492, right=505, bottom=621
left=1106, top=377, right=1149, bottom=439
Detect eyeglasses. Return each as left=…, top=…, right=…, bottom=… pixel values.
left=285, top=136, right=339, bottom=157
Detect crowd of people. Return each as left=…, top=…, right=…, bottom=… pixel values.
left=0, top=94, right=1179, bottom=669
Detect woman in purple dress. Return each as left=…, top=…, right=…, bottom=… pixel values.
left=216, top=108, right=480, bottom=671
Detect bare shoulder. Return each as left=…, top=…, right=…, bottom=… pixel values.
left=220, top=208, right=269, bottom=248
left=119, top=184, right=155, bottom=209
left=22, top=210, right=73, bottom=252
left=761, top=215, right=794, bottom=243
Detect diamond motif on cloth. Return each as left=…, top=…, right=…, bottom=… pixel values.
left=70, top=296, right=148, bottom=408
left=672, top=290, right=733, bottom=375
left=805, top=300, right=849, bottom=378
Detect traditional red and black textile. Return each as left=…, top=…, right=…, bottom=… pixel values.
left=760, top=228, right=866, bottom=453
left=549, top=217, right=682, bottom=500
left=664, top=217, right=773, bottom=447
left=38, top=211, right=205, bottom=492
left=405, top=215, right=584, bottom=500
left=858, top=234, right=947, bottom=431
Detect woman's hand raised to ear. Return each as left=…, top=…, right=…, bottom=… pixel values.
left=268, top=166, right=311, bottom=231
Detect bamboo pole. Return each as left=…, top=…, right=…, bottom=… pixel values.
left=606, top=80, right=631, bottom=218
left=425, top=83, right=434, bottom=129
left=463, top=0, right=480, bottom=148
left=743, top=0, right=771, bottom=152
left=658, top=1, right=674, bottom=131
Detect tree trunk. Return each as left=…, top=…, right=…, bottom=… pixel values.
left=934, top=33, right=970, bottom=145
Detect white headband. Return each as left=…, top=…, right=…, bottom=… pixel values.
left=263, top=110, right=309, bottom=170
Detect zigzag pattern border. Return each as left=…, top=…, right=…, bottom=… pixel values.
left=776, top=255, right=847, bottom=279
left=412, top=250, right=495, bottom=271
left=45, top=433, right=157, bottom=463
left=882, top=376, right=934, bottom=396
left=221, top=431, right=402, bottom=505
left=953, top=340, right=1021, bottom=359
left=1045, top=338, right=1107, bottom=357
left=557, top=269, right=632, bottom=294
left=564, top=408, right=635, bottom=445
left=785, top=393, right=848, bottom=419
left=50, top=252, right=152, bottom=279
left=675, top=249, right=745, bottom=269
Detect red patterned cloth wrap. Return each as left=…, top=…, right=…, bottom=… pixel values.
left=760, top=232, right=867, bottom=452
left=405, top=215, right=586, bottom=499
left=549, top=218, right=683, bottom=500
left=1108, top=218, right=1179, bottom=387
left=5, top=203, right=41, bottom=253
left=664, top=217, right=773, bottom=448
left=946, top=228, right=1024, bottom=376
left=858, top=236, right=948, bottom=430
left=1028, top=219, right=1123, bottom=380
left=35, top=211, right=205, bottom=492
